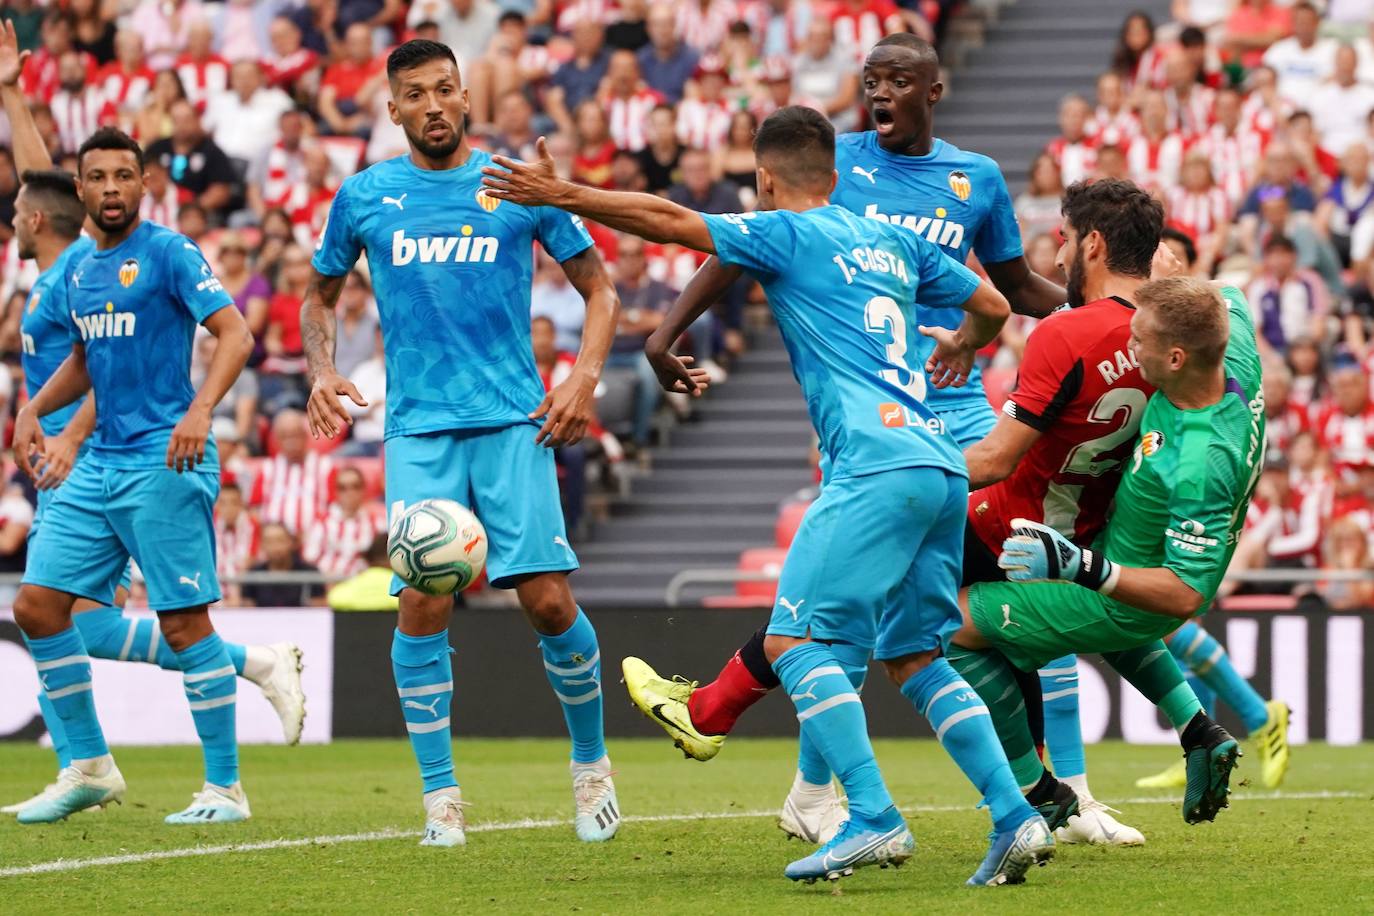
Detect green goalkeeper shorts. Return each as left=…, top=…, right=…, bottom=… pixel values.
left=967, top=579, right=1182, bottom=671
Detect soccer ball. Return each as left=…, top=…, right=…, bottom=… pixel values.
left=388, top=499, right=488, bottom=595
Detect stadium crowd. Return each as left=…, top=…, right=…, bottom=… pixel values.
left=0, top=0, right=1367, bottom=605
left=1010, top=1, right=1374, bottom=605
left=0, top=0, right=954, bottom=599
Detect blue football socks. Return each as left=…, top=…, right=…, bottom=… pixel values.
left=538, top=608, right=606, bottom=764
left=392, top=629, right=457, bottom=793
left=176, top=632, right=239, bottom=788
left=1169, top=621, right=1266, bottom=731
left=1039, top=655, right=1087, bottom=780
left=796, top=641, right=869, bottom=786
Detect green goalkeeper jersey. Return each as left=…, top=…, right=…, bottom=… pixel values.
left=1100, top=286, right=1265, bottom=612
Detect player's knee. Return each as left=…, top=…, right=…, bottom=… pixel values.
left=12, top=586, right=65, bottom=638
left=762, top=634, right=799, bottom=665
left=881, top=650, right=937, bottom=687
left=397, top=590, right=454, bottom=635
left=156, top=607, right=212, bottom=652
left=514, top=574, right=576, bottom=635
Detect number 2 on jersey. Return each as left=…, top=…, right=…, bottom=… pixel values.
left=1059, top=388, right=1148, bottom=477
left=863, top=295, right=927, bottom=402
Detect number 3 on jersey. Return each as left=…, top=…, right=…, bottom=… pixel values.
left=864, top=295, right=926, bottom=402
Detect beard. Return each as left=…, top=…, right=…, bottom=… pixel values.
left=15, top=234, right=35, bottom=260
left=405, top=118, right=462, bottom=161
left=89, top=200, right=139, bottom=234
left=1065, top=251, right=1086, bottom=309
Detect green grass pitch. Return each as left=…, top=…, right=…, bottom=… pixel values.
left=1, top=738, right=1370, bottom=913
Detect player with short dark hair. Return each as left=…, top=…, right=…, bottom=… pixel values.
left=305, top=38, right=624, bottom=848
left=951, top=276, right=1267, bottom=827
left=484, top=104, right=1057, bottom=886
left=9, top=120, right=259, bottom=825
left=0, top=23, right=305, bottom=820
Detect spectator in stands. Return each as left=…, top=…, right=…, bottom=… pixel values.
left=1094, top=144, right=1130, bottom=182
left=261, top=243, right=314, bottom=412
left=0, top=478, right=34, bottom=578
left=304, top=466, right=387, bottom=578
left=532, top=314, right=588, bottom=531
left=1238, top=142, right=1316, bottom=247
left=334, top=270, right=380, bottom=378
left=713, top=110, right=759, bottom=207
left=1286, top=336, right=1327, bottom=410
left=1248, top=235, right=1330, bottom=355
left=265, top=14, right=321, bottom=100
left=1316, top=143, right=1374, bottom=268
left=547, top=18, right=609, bottom=134
left=131, top=0, right=205, bottom=71
left=410, top=0, right=501, bottom=71
left=1263, top=363, right=1310, bottom=454
left=1088, top=70, right=1138, bottom=145
left=1317, top=360, right=1374, bottom=475
left=1044, top=93, right=1095, bottom=186
left=193, top=332, right=260, bottom=450
left=1128, top=90, right=1184, bottom=192
left=1343, top=258, right=1374, bottom=358
left=144, top=98, right=237, bottom=223
left=206, top=59, right=294, bottom=168
left=214, top=228, right=271, bottom=360
left=133, top=69, right=187, bottom=145
left=1198, top=86, right=1264, bottom=206
left=1172, top=0, right=1230, bottom=33
left=21, top=10, right=82, bottom=104
left=98, top=30, right=154, bottom=123
left=251, top=409, right=335, bottom=535
left=1162, top=48, right=1214, bottom=137
left=468, top=11, right=555, bottom=130
left=486, top=90, right=538, bottom=161
left=600, top=50, right=661, bottom=153
left=1167, top=150, right=1230, bottom=275
left=572, top=99, right=617, bottom=188
left=609, top=149, right=648, bottom=193
left=241, top=522, right=327, bottom=608
left=247, top=108, right=309, bottom=219
left=1250, top=185, right=1345, bottom=295
left=68, top=0, right=114, bottom=65
left=1321, top=516, right=1374, bottom=609
left=676, top=54, right=733, bottom=151
left=139, top=158, right=180, bottom=226
left=1113, top=9, right=1162, bottom=95
left=1261, top=0, right=1332, bottom=106
left=610, top=233, right=675, bottom=450
left=318, top=22, right=386, bottom=139
left=49, top=49, right=106, bottom=155
left=288, top=146, right=337, bottom=246
left=341, top=326, right=386, bottom=457
left=326, top=533, right=400, bottom=611
left=668, top=147, right=742, bottom=213
left=173, top=18, right=229, bottom=112
left=214, top=0, right=272, bottom=63
left=213, top=414, right=251, bottom=483
left=639, top=2, right=698, bottom=104
left=637, top=103, right=682, bottom=194
left=1310, top=45, right=1374, bottom=161
left=791, top=18, right=860, bottom=133
left=1225, top=0, right=1294, bottom=72
left=214, top=479, right=259, bottom=604
left=531, top=249, right=586, bottom=352
left=1161, top=226, right=1201, bottom=277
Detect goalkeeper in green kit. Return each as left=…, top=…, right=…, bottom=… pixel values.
left=949, top=276, right=1264, bottom=826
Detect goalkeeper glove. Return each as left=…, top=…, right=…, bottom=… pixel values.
left=999, top=517, right=1119, bottom=593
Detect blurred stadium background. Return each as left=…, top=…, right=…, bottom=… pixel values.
left=0, top=0, right=1371, bottom=750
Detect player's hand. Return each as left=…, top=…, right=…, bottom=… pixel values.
left=645, top=348, right=711, bottom=397
left=999, top=517, right=1115, bottom=591
left=167, top=405, right=212, bottom=473
left=33, top=430, right=81, bottom=491
left=306, top=370, right=367, bottom=440
left=921, top=325, right=975, bottom=389
left=1150, top=241, right=1184, bottom=280
left=481, top=137, right=564, bottom=208
left=531, top=369, right=596, bottom=447
left=0, top=20, right=29, bottom=88
left=11, top=406, right=45, bottom=483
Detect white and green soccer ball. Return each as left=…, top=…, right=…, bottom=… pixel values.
left=388, top=499, right=488, bottom=595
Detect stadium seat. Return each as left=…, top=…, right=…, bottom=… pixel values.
left=775, top=499, right=811, bottom=548
left=594, top=368, right=640, bottom=439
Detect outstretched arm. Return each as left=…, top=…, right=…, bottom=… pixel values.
left=482, top=138, right=716, bottom=252
left=0, top=20, right=54, bottom=175
left=301, top=270, right=367, bottom=439
left=644, top=256, right=740, bottom=396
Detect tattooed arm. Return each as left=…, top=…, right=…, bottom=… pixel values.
left=301, top=270, right=366, bottom=439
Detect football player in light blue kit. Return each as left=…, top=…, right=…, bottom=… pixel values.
left=0, top=40, right=307, bottom=817
left=10, top=127, right=258, bottom=825
left=621, top=33, right=1140, bottom=850
left=483, top=105, right=1056, bottom=885
left=304, top=40, right=624, bottom=848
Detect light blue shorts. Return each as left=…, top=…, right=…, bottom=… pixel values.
left=767, top=465, right=968, bottom=660
left=385, top=425, right=578, bottom=592
left=937, top=399, right=998, bottom=449
left=25, top=461, right=220, bottom=610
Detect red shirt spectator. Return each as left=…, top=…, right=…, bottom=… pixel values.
left=828, top=0, right=904, bottom=58
left=303, top=468, right=388, bottom=577
left=215, top=481, right=260, bottom=583
left=1225, top=0, right=1293, bottom=71
left=1316, top=365, right=1374, bottom=476
left=173, top=43, right=231, bottom=114
left=675, top=0, right=741, bottom=54
left=266, top=16, right=321, bottom=91
left=251, top=412, right=336, bottom=536
left=97, top=31, right=155, bottom=118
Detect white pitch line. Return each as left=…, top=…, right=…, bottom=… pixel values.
left=0, top=790, right=1359, bottom=879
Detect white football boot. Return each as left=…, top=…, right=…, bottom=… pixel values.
left=249, top=643, right=307, bottom=745
left=420, top=789, right=468, bottom=847
left=572, top=757, right=621, bottom=842
left=164, top=782, right=252, bottom=824
left=1055, top=797, right=1145, bottom=846
left=778, top=771, right=847, bottom=844
left=17, top=761, right=126, bottom=823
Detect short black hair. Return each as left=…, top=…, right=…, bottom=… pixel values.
left=1264, top=234, right=1297, bottom=254
left=1060, top=178, right=1162, bottom=279
left=753, top=105, right=834, bottom=192
left=77, top=126, right=143, bottom=175
left=1179, top=26, right=1206, bottom=48
left=498, top=10, right=526, bottom=25
left=873, top=32, right=940, bottom=69
left=1160, top=226, right=1197, bottom=267
left=387, top=39, right=458, bottom=80
left=19, top=168, right=84, bottom=239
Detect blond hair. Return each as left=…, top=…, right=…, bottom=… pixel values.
left=1135, top=276, right=1229, bottom=368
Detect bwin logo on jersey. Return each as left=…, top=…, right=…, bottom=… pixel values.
left=72, top=302, right=136, bottom=340
left=863, top=204, right=966, bottom=250
left=392, top=227, right=499, bottom=266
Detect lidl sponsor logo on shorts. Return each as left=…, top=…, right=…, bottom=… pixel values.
left=876, top=402, right=947, bottom=435
left=947, top=170, right=972, bottom=201
left=118, top=258, right=140, bottom=287
left=1140, top=430, right=1165, bottom=456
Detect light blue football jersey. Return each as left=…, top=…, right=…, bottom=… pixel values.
left=312, top=150, right=594, bottom=438
left=21, top=237, right=95, bottom=438
left=833, top=132, right=1023, bottom=414
left=703, top=205, right=978, bottom=481
left=65, top=221, right=234, bottom=471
